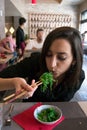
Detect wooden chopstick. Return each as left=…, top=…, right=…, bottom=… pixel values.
left=3, top=89, right=24, bottom=101
left=3, top=81, right=42, bottom=104
left=5, top=90, right=27, bottom=104
left=3, top=81, right=41, bottom=101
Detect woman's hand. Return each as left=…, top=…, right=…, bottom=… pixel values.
left=24, top=79, right=38, bottom=98
left=12, top=78, right=38, bottom=98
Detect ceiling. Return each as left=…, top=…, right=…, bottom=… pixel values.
left=5, top=0, right=86, bottom=16
left=5, top=0, right=22, bottom=16
left=60, top=0, right=85, bottom=5
left=27, top=0, right=85, bottom=5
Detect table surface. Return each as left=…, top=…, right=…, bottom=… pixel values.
left=0, top=54, right=13, bottom=64
left=1, top=102, right=87, bottom=130
left=24, top=49, right=41, bottom=58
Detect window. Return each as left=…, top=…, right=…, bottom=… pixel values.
left=80, top=10, right=87, bottom=46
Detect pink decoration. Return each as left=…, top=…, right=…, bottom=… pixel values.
left=32, top=0, right=36, bottom=4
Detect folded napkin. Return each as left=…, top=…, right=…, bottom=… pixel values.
left=12, top=102, right=64, bottom=130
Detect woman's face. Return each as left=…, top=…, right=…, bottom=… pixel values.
left=46, top=38, right=74, bottom=79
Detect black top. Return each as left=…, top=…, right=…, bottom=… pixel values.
left=16, top=26, right=25, bottom=49
left=0, top=53, right=85, bottom=102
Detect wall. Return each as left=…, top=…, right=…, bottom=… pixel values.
left=5, top=0, right=22, bottom=16
left=0, top=0, right=5, bottom=39
left=5, top=0, right=81, bottom=35
left=79, top=0, right=87, bottom=12
left=9, top=0, right=24, bottom=16
left=24, top=3, right=79, bottom=35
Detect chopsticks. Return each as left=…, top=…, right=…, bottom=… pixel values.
left=3, top=89, right=24, bottom=101
left=3, top=81, right=42, bottom=104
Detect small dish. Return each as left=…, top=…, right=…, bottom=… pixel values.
left=34, top=105, right=62, bottom=125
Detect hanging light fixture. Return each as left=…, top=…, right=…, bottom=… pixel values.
left=56, top=0, right=62, bottom=4
left=5, top=27, right=8, bottom=33
left=9, top=27, right=15, bottom=34
left=32, top=0, right=36, bottom=4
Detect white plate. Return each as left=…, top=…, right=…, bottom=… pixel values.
left=34, top=105, right=62, bottom=125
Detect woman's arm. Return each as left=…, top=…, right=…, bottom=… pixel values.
left=0, top=77, right=31, bottom=91
left=0, top=77, right=38, bottom=98
left=0, top=46, right=12, bottom=53
left=0, top=78, right=15, bottom=91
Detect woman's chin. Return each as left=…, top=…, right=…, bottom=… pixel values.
left=53, top=74, right=59, bottom=80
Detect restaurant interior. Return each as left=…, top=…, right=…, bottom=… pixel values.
left=0, top=0, right=87, bottom=101
left=0, top=0, right=87, bottom=130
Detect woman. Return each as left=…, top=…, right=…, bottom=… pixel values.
left=0, top=27, right=85, bottom=101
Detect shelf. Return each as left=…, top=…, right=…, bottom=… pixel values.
left=28, top=13, right=72, bottom=38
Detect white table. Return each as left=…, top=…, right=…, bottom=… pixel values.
left=78, top=101, right=87, bottom=116
left=0, top=54, right=13, bottom=64
left=23, top=49, right=41, bottom=58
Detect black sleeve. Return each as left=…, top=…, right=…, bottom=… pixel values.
left=0, top=52, right=40, bottom=78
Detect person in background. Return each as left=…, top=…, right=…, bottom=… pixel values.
left=0, top=46, right=12, bottom=54
left=25, top=28, right=44, bottom=51
left=0, top=27, right=85, bottom=102
left=16, top=17, right=26, bottom=57
left=0, top=33, right=13, bottom=54
left=0, top=33, right=16, bottom=53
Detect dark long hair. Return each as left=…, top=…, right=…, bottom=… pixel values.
left=40, top=26, right=83, bottom=88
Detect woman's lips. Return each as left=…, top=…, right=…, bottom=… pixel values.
left=51, top=71, right=59, bottom=77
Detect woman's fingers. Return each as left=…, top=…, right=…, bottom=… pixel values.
left=24, top=91, right=33, bottom=98
left=22, top=84, right=33, bottom=91
left=24, top=80, right=38, bottom=98
left=31, top=79, right=35, bottom=84
left=31, top=79, right=38, bottom=88
left=22, top=79, right=36, bottom=91
left=14, top=78, right=38, bottom=99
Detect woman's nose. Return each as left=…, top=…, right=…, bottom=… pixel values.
left=51, top=57, right=57, bottom=68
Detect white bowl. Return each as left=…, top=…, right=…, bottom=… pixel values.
left=34, top=105, right=62, bottom=125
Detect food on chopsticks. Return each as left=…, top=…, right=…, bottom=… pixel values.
left=39, top=72, right=54, bottom=92
left=3, top=72, right=54, bottom=104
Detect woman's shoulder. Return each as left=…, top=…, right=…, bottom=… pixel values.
left=30, top=52, right=41, bottom=60
left=22, top=52, right=41, bottom=65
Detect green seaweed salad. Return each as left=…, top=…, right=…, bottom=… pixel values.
left=39, top=72, right=54, bottom=92
left=37, top=108, right=59, bottom=122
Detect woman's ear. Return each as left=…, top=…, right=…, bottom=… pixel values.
left=72, top=60, right=76, bottom=66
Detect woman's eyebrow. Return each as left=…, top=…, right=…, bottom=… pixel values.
left=48, top=50, right=67, bottom=55
left=57, top=52, right=67, bottom=55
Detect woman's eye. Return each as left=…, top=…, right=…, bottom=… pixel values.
left=57, top=56, right=67, bottom=61
left=46, top=53, right=52, bottom=57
